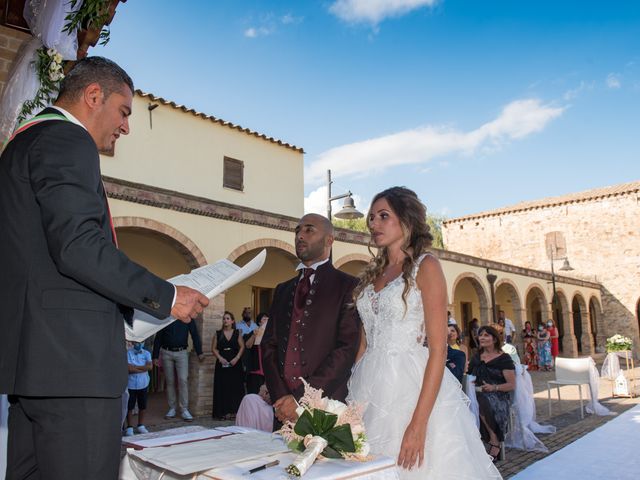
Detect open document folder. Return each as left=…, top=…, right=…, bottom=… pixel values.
left=125, top=249, right=267, bottom=342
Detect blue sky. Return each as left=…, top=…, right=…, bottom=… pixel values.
left=95, top=0, right=640, bottom=218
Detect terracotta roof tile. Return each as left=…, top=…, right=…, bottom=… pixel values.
left=445, top=180, right=640, bottom=224
left=136, top=90, right=304, bottom=153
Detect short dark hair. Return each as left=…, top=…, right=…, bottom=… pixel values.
left=57, top=56, right=134, bottom=102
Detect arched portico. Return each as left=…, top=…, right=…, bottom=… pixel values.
left=572, top=293, right=593, bottom=354
left=451, top=272, right=490, bottom=334
left=589, top=296, right=605, bottom=352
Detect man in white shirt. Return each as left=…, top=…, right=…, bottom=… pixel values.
left=499, top=310, right=516, bottom=344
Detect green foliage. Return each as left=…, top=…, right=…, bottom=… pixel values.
left=291, top=409, right=356, bottom=458
left=332, top=214, right=447, bottom=249
left=332, top=217, right=368, bottom=232
left=63, top=0, right=112, bottom=46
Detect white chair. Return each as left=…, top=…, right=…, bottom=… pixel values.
left=547, top=357, right=591, bottom=419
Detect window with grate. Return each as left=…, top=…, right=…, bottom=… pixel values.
left=223, top=156, right=244, bottom=191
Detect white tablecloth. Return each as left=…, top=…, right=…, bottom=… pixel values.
left=119, top=430, right=399, bottom=480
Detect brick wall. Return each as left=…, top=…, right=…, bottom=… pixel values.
left=443, top=189, right=640, bottom=355
left=0, top=25, right=31, bottom=96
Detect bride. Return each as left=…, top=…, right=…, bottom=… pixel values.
left=348, top=187, right=502, bottom=479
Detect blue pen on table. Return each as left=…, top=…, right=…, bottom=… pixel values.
left=243, top=460, right=280, bottom=475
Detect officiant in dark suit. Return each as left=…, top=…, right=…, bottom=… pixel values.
left=262, top=214, right=361, bottom=424
left=0, top=57, right=208, bottom=480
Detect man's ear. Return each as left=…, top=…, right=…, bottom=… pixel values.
left=325, top=234, right=335, bottom=249
left=83, top=82, right=104, bottom=110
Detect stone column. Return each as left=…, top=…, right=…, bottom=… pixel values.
left=581, top=312, right=595, bottom=355
left=561, top=308, right=578, bottom=357
left=188, top=294, right=224, bottom=416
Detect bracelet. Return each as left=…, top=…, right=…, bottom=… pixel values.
left=494, top=384, right=498, bottom=392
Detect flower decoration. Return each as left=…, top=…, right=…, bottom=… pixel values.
left=277, top=379, right=370, bottom=477
left=606, top=334, right=632, bottom=352
left=16, top=47, right=65, bottom=124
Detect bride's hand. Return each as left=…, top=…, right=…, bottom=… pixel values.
left=397, top=421, right=426, bottom=470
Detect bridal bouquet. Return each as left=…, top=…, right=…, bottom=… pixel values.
left=277, top=379, right=371, bottom=477
left=606, top=334, right=632, bottom=352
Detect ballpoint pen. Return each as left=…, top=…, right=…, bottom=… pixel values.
left=243, top=460, right=280, bottom=475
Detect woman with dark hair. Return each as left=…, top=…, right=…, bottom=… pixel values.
left=468, top=325, right=516, bottom=462
left=211, top=311, right=245, bottom=419
left=537, top=323, right=553, bottom=371
left=348, top=187, right=501, bottom=479
left=448, top=322, right=469, bottom=372
left=522, top=321, right=538, bottom=370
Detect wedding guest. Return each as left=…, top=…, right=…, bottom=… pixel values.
left=522, top=321, right=538, bottom=371
left=124, top=342, right=152, bottom=436
left=152, top=319, right=205, bottom=421
left=491, top=317, right=505, bottom=343
left=469, top=318, right=480, bottom=353
left=236, top=306, right=258, bottom=380
left=537, top=324, right=553, bottom=371
left=235, top=384, right=274, bottom=432
left=499, top=310, right=516, bottom=344
left=446, top=345, right=467, bottom=383
left=448, top=323, right=469, bottom=372
left=245, top=312, right=268, bottom=394
left=547, top=319, right=560, bottom=366
left=468, top=325, right=516, bottom=462
left=212, top=311, right=245, bottom=419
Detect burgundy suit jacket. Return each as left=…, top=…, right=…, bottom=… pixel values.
left=263, top=261, right=361, bottom=402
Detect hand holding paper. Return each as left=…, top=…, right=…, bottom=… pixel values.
left=171, top=286, right=209, bottom=322
left=126, top=249, right=267, bottom=342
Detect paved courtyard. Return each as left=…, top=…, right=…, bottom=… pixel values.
left=125, top=360, right=640, bottom=478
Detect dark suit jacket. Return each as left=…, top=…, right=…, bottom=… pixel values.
left=0, top=108, right=175, bottom=397
left=262, top=261, right=361, bottom=402
left=447, top=345, right=467, bottom=383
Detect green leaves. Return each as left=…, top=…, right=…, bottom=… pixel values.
left=292, top=409, right=356, bottom=458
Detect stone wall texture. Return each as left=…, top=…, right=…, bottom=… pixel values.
left=443, top=183, right=640, bottom=356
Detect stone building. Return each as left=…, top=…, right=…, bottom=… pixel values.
left=443, top=180, right=640, bottom=357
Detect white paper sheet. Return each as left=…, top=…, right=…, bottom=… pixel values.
left=125, top=249, right=267, bottom=342
left=123, top=428, right=229, bottom=449
left=128, top=431, right=289, bottom=475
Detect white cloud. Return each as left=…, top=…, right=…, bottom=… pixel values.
left=563, top=80, right=593, bottom=101
left=244, top=26, right=274, bottom=38
left=606, top=73, right=621, bottom=89
left=303, top=185, right=367, bottom=215
left=281, top=13, right=303, bottom=25
left=329, top=0, right=438, bottom=25
left=305, top=98, right=565, bottom=184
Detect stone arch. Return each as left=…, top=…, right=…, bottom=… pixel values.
left=227, top=238, right=295, bottom=262
left=553, top=288, right=571, bottom=354
left=524, top=283, right=547, bottom=332
left=334, top=253, right=370, bottom=269
left=572, top=293, right=591, bottom=354
left=113, top=216, right=207, bottom=268
left=451, top=272, right=490, bottom=327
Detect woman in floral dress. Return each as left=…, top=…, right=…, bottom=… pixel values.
left=536, top=324, right=553, bottom=371
left=522, top=321, right=538, bottom=370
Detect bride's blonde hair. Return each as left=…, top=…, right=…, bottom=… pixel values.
left=353, top=187, right=433, bottom=307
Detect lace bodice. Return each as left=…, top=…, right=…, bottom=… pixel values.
left=356, top=254, right=430, bottom=354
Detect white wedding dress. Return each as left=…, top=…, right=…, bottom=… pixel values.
left=348, top=255, right=502, bottom=479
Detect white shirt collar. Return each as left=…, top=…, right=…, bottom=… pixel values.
left=296, top=257, right=330, bottom=272
left=50, top=106, right=87, bottom=131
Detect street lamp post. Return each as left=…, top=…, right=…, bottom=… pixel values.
left=326, top=169, right=363, bottom=220
left=549, top=248, right=574, bottom=326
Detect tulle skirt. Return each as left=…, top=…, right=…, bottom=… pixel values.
left=348, top=346, right=502, bottom=480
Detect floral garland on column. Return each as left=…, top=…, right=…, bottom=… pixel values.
left=16, top=0, right=112, bottom=124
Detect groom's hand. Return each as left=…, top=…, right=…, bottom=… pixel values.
left=273, top=394, right=297, bottom=423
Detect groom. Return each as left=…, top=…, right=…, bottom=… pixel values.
left=262, top=214, right=361, bottom=424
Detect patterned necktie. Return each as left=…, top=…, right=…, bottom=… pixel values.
left=294, top=268, right=314, bottom=310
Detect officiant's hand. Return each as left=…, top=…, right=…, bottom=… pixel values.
left=172, top=286, right=209, bottom=322
left=273, top=394, right=298, bottom=423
